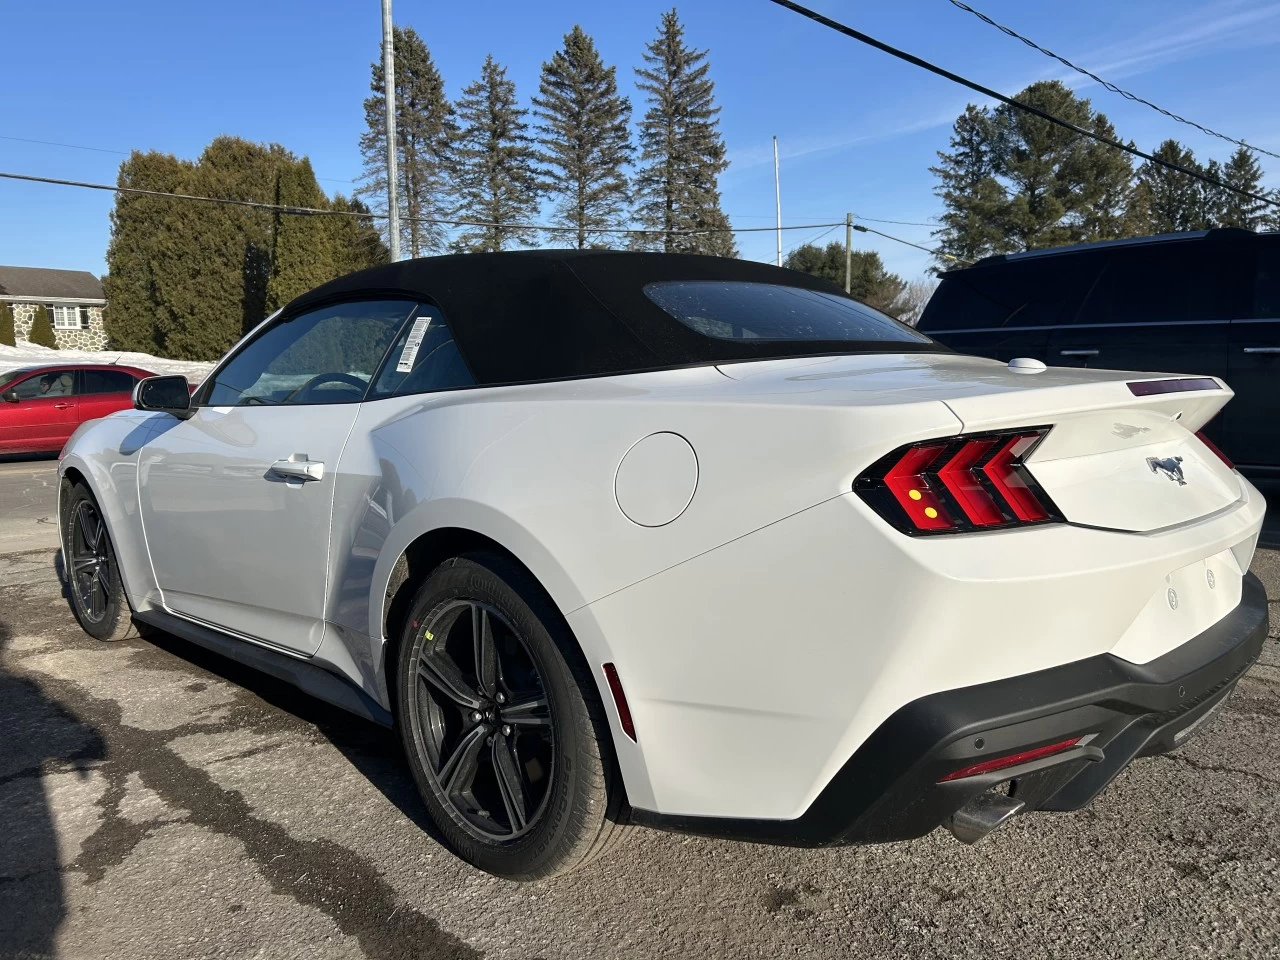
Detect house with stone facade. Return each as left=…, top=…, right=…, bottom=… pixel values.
left=0, top=265, right=109, bottom=350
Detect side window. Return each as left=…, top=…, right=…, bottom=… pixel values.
left=1256, top=241, right=1280, bottom=319
left=1083, top=245, right=1244, bottom=324
left=369, top=304, right=475, bottom=399
left=80, top=369, right=138, bottom=394
left=203, top=300, right=415, bottom=407
left=919, top=259, right=1093, bottom=332
left=12, top=370, right=74, bottom=400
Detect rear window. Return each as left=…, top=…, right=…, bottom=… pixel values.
left=643, top=281, right=929, bottom=343
left=919, top=259, right=1095, bottom=332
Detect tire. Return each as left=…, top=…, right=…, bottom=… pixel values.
left=395, top=553, right=627, bottom=880
left=62, top=482, right=137, bottom=643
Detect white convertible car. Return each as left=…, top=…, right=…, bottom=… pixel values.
left=58, top=251, right=1268, bottom=879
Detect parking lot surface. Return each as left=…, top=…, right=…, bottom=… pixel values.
left=1, top=457, right=1278, bottom=960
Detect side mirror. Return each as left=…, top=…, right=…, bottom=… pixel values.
left=1, top=389, right=17, bottom=404
left=134, top=376, right=195, bottom=420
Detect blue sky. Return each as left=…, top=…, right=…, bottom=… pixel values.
left=3, top=0, right=1278, bottom=285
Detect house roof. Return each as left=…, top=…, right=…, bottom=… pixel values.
left=0, top=265, right=105, bottom=301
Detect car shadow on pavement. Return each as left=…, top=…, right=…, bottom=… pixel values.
left=0, top=619, right=109, bottom=959
left=132, top=625, right=445, bottom=842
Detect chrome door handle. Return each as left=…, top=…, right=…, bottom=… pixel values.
left=1242, top=346, right=1280, bottom=354
left=270, top=458, right=325, bottom=482
left=53, top=402, right=74, bottom=409
left=1059, top=349, right=1099, bottom=357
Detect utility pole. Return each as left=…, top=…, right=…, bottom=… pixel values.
left=773, top=136, right=782, bottom=267
left=381, top=0, right=401, bottom=262
left=844, top=212, right=853, bottom=293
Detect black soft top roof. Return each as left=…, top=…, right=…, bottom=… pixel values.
left=283, top=250, right=937, bottom=386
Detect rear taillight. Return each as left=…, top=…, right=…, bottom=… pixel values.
left=937, top=737, right=1083, bottom=782
left=855, top=428, right=1061, bottom=535
left=1195, top=430, right=1234, bottom=469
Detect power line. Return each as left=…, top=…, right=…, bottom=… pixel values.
left=0, top=169, right=847, bottom=236
left=852, top=222, right=973, bottom=265
left=943, top=0, right=1280, bottom=162
left=854, top=214, right=937, bottom=227
left=765, top=0, right=1280, bottom=210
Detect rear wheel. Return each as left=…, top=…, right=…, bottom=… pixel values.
left=62, top=482, right=137, bottom=642
left=396, top=553, right=626, bottom=880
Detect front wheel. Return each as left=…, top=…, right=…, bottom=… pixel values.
left=396, top=553, right=626, bottom=879
left=62, top=482, right=137, bottom=642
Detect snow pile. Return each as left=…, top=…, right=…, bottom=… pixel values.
left=0, top=343, right=215, bottom=384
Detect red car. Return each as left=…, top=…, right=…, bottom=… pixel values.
left=0, top=364, right=158, bottom=455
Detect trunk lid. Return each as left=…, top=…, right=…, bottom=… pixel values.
left=717, top=353, right=1242, bottom=533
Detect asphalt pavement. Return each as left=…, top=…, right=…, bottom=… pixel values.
left=1, top=457, right=1278, bottom=960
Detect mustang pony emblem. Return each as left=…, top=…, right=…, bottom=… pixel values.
left=1147, top=456, right=1187, bottom=485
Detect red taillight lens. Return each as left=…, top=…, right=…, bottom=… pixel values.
left=855, top=428, right=1060, bottom=535
left=1195, top=430, right=1233, bottom=469
left=938, top=737, right=1082, bottom=782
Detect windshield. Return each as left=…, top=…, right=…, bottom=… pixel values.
left=0, top=368, right=35, bottom=392
left=644, top=281, right=931, bottom=343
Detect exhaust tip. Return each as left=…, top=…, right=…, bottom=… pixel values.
left=946, top=791, right=1026, bottom=845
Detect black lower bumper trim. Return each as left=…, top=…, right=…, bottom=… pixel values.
left=633, top=572, right=1269, bottom=847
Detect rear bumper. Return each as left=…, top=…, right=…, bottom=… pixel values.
left=632, top=571, right=1269, bottom=847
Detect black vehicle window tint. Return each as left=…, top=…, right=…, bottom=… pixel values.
left=1256, top=241, right=1280, bottom=319
left=643, top=282, right=930, bottom=343
left=370, top=305, right=475, bottom=398
left=12, top=371, right=74, bottom=400
left=1082, top=244, right=1240, bottom=324
left=80, top=369, right=137, bottom=394
left=204, top=300, right=415, bottom=406
left=918, top=259, right=1093, bottom=332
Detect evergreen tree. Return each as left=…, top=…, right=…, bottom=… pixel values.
left=1130, top=139, right=1208, bottom=234
left=533, top=26, right=633, bottom=248
left=329, top=194, right=391, bottom=277
left=0, top=303, right=15, bottom=347
left=930, top=105, right=1009, bottom=264
left=451, top=55, right=543, bottom=252
left=150, top=137, right=294, bottom=359
left=783, top=243, right=907, bottom=315
left=634, top=9, right=736, bottom=256
left=358, top=26, right=456, bottom=257
left=103, top=151, right=194, bottom=352
left=931, top=82, right=1132, bottom=261
left=1217, top=147, right=1269, bottom=229
left=266, top=158, right=337, bottom=312
left=28, top=306, right=57, bottom=349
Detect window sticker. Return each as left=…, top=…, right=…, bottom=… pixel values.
left=396, top=316, right=433, bottom=373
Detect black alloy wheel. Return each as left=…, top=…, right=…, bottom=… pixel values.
left=412, top=598, right=554, bottom=840
left=69, top=499, right=112, bottom=624
left=397, top=554, right=628, bottom=879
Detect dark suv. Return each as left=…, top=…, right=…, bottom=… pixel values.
left=918, top=228, right=1280, bottom=482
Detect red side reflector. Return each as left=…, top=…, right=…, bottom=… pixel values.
left=602, top=663, right=636, bottom=742
left=1195, top=430, right=1233, bottom=469
left=1127, top=377, right=1220, bottom=396
left=937, top=737, right=1082, bottom=782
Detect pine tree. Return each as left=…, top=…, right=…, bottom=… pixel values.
left=0, top=303, right=15, bottom=347
left=930, top=104, right=1009, bottom=264
left=1071, top=113, right=1136, bottom=242
left=451, top=55, right=543, bottom=252
left=28, top=306, right=57, bottom=349
left=103, top=150, right=194, bottom=352
left=1130, top=139, right=1208, bottom=234
left=329, top=194, right=391, bottom=277
left=533, top=26, right=632, bottom=248
left=634, top=9, right=736, bottom=257
left=266, top=158, right=337, bottom=312
left=1217, top=147, right=1268, bottom=229
left=358, top=26, right=456, bottom=258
